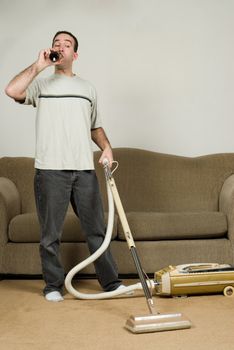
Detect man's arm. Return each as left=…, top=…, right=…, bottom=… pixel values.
left=5, top=63, right=40, bottom=102
left=5, top=49, right=58, bottom=102
left=91, top=127, right=113, bottom=166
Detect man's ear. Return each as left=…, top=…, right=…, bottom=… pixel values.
left=73, top=52, right=78, bottom=61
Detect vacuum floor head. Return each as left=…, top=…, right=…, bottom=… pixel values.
left=125, top=312, right=191, bottom=334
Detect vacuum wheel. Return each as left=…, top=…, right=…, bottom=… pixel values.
left=223, top=286, right=234, bottom=297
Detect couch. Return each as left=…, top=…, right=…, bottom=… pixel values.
left=1, top=148, right=234, bottom=277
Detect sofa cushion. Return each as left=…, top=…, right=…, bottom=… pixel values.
left=8, top=212, right=118, bottom=243
left=117, top=212, right=227, bottom=240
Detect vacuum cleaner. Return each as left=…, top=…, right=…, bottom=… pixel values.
left=155, top=263, right=234, bottom=297
left=65, top=159, right=191, bottom=333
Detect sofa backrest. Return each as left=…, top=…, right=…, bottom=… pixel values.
left=1, top=148, right=234, bottom=213
left=95, top=148, right=234, bottom=212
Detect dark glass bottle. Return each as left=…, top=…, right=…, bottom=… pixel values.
left=49, top=51, right=60, bottom=62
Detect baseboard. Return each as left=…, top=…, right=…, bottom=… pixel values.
left=0, top=273, right=154, bottom=280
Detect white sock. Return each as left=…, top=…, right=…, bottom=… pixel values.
left=45, top=291, right=64, bottom=302
left=116, top=284, right=134, bottom=295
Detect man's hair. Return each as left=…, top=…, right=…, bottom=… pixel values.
left=52, top=31, right=79, bottom=52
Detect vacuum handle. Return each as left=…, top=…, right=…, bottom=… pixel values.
left=107, top=177, right=136, bottom=249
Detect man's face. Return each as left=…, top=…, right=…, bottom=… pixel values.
left=52, top=33, right=78, bottom=64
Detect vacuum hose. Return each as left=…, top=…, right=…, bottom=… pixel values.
left=65, top=160, right=142, bottom=299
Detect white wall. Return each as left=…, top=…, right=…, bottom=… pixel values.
left=1, top=0, right=234, bottom=157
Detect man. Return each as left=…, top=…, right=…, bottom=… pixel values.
left=5, top=30, right=123, bottom=302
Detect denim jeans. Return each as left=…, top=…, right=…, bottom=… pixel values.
left=34, top=169, right=121, bottom=295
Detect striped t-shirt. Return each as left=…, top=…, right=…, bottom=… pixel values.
left=24, top=73, right=102, bottom=170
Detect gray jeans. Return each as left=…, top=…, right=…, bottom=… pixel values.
left=34, top=169, right=121, bottom=295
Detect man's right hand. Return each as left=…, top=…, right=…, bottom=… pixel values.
left=36, top=48, right=63, bottom=72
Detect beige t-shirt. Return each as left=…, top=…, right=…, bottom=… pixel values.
left=24, top=74, right=102, bottom=170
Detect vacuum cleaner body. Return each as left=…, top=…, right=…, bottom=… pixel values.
left=154, top=263, right=234, bottom=297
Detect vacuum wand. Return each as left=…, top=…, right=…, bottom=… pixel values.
left=131, top=247, right=156, bottom=314
left=103, top=159, right=156, bottom=314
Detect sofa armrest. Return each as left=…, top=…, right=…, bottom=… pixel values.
left=0, top=177, right=21, bottom=245
left=219, top=174, right=234, bottom=242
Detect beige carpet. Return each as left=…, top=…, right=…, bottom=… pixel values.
left=0, top=279, right=233, bottom=350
